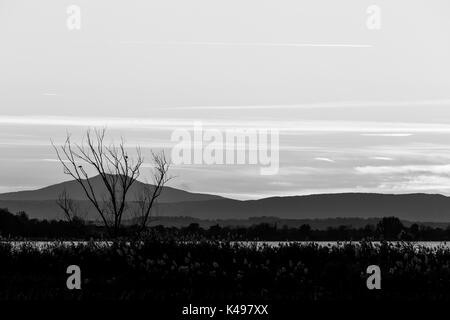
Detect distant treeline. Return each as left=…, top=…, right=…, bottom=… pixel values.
left=2, top=208, right=450, bottom=240
left=0, top=208, right=95, bottom=239
left=151, top=218, right=450, bottom=241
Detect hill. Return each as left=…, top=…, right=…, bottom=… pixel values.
left=0, top=175, right=223, bottom=203
left=1, top=178, right=450, bottom=223
left=153, top=193, right=450, bottom=222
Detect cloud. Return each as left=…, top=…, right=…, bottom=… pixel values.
left=0, top=158, right=70, bottom=163
left=361, top=133, right=413, bottom=137
left=370, top=157, right=394, bottom=161
left=40, top=158, right=72, bottom=163
left=3, top=116, right=450, bottom=134
left=355, top=164, right=450, bottom=175
left=145, top=41, right=372, bottom=48
left=0, top=186, right=40, bottom=193
left=276, top=166, right=341, bottom=176
left=0, top=116, right=190, bottom=129
left=378, top=175, right=450, bottom=193
left=314, top=157, right=336, bottom=163
left=161, top=99, right=450, bottom=111
left=270, top=181, right=295, bottom=187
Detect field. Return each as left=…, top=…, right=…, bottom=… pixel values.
left=1, top=240, right=450, bottom=301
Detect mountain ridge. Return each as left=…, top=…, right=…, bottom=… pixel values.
left=1, top=178, right=450, bottom=222
left=0, top=175, right=224, bottom=203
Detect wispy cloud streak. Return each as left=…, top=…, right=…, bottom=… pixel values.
left=3, top=116, right=450, bottom=133
left=161, top=99, right=450, bottom=111
left=356, top=164, right=450, bottom=175
left=146, top=41, right=373, bottom=48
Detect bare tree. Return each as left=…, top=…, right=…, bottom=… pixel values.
left=52, top=129, right=144, bottom=237
left=52, top=129, right=171, bottom=238
left=56, top=189, right=83, bottom=222
left=133, top=151, right=171, bottom=233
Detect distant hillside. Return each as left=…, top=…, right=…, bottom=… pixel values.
left=152, top=193, right=450, bottom=222
left=0, top=175, right=223, bottom=203
left=1, top=178, right=450, bottom=223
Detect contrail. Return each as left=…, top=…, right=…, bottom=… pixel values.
left=123, top=41, right=373, bottom=48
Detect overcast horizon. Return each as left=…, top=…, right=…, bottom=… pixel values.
left=1, top=1, right=450, bottom=200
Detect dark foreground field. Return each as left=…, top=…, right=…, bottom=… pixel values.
left=1, top=240, right=450, bottom=301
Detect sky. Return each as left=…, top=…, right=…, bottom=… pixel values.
left=1, top=0, right=450, bottom=199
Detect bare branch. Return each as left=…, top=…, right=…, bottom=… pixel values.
left=56, top=189, right=79, bottom=222
left=133, top=151, right=172, bottom=233
left=52, top=129, right=144, bottom=237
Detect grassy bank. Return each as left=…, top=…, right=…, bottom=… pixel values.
left=1, top=240, right=450, bottom=300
